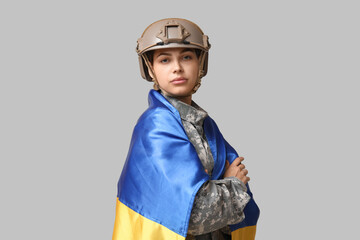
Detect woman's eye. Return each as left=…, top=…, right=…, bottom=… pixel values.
left=160, top=58, right=168, bottom=63
left=183, top=55, right=192, bottom=60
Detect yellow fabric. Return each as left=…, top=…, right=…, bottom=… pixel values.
left=231, top=225, right=257, bottom=240
left=112, top=198, right=185, bottom=240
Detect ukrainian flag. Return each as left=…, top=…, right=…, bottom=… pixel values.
left=112, top=90, right=259, bottom=240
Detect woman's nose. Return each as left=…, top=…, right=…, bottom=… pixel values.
left=172, top=60, right=183, bottom=73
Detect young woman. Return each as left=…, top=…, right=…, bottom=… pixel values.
left=112, top=18, right=260, bottom=240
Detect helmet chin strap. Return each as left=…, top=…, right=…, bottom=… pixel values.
left=142, top=54, right=160, bottom=90
left=142, top=50, right=207, bottom=95
left=192, top=51, right=206, bottom=94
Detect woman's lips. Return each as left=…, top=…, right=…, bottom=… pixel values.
left=171, top=77, right=187, bottom=84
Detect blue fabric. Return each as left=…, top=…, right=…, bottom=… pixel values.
left=117, top=90, right=259, bottom=237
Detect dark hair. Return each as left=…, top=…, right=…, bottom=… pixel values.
left=146, top=48, right=201, bottom=64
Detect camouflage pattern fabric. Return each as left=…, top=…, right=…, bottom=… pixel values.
left=162, top=93, right=250, bottom=240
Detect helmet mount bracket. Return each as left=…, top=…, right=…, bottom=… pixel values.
left=156, top=20, right=191, bottom=44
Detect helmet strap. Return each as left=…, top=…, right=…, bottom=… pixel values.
left=192, top=51, right=206, bottom=94
left=142, top=54, right=160, bottom=90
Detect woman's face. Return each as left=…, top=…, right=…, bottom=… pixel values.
left=150, top=48, right=200, bottom=101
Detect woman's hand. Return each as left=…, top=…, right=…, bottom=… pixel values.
left=224, top=157, right=250, bottom=184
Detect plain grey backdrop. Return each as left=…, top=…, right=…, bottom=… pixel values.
left=1, top=0, right=359, bottom=239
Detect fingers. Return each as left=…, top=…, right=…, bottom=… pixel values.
left=238, top=164, right=245, bottom=171
left=236, top=168, right=248, bottom=178
left=231, top=157, right=244, bottom=166
left=241, top=168, right=248, bottom=175
left=232, top=157, right=241, bottom=166
left=236, top=164, right=250, bottom=184
left=224, top=157, right=249, bottom=181
left=241, top=176, right=250, bottom=185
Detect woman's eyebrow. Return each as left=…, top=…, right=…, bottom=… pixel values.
left=155, top=49, right=194, bottom=59
left=180, top=48, right=194, bottom=54
left=155, top=52, right=171, bottom=58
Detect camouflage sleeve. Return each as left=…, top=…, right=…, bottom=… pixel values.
left=187, top=177, right=251, bottom=235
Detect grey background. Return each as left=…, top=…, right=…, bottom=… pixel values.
left=1, top=0, right=359, bottom=239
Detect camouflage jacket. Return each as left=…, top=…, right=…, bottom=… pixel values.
left=162, top=93, right=250, bottom=240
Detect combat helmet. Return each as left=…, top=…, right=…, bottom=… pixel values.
left=136, top=18, right=211, bottom=92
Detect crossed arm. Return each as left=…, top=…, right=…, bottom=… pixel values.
left=187, top=157, right=251, bottom=235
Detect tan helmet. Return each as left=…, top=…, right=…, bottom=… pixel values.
left=136, top=18, right=211, bottom=92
